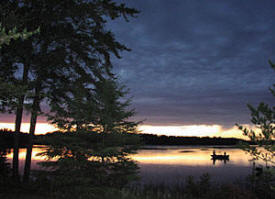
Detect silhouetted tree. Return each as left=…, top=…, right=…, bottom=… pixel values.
left=237, top=60, right=275, bottom=165
left=0, top=16, right=39, bottom=179
left=0, top=0, right=138, bottom=181
left=33, top=68, right=140, bottom=196
left=94, top=78, right=138, bottom=134
left=46, top=77, right=97, bottom=131
left=37, top=77, right=140, bottom=197
left=47, top=76, right=138, bottom=133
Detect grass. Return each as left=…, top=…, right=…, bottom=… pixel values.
left=2, top=172, right=274, bottom=199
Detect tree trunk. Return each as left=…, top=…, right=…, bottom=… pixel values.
left=23, top=81, right=41, bottom=182
left=12, top=64, right=29, bottom=180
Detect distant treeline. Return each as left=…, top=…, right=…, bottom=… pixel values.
left=139, top=133, right=255, bottom=145
left=0, top=129, right=255, bottom=147
left=0, top=129, right=30, bottom=147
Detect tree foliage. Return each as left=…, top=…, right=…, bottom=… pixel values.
left=0, top=22, right=39, bottom=112
left=0, top=0, right=140, bottom=185
left=47, top=77, right=138, bottom=133
left=237, top=61, right=275, bottom=165
left=0, top=23, right=39, bottom=49
left=0, top=0, right=139, bottom=132
left=38, top=75, right=141, bottom=194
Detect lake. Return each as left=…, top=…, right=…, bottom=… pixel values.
left=5, top=145, right=263, bottom=186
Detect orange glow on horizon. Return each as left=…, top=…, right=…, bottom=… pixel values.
left=138, top=125, right=248, bottom=139
left=0, top=122, right=249, bottom=139
left=0, top=123, right=58, bottom=135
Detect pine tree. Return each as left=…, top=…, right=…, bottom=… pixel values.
left=38, top=77, right=141, bottom=197
left=0, top=0, right=138, bottom=181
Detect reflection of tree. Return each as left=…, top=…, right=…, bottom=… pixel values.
left=0, top=148, right=11, bottom=186
left=37, top=131, right=140, bottom=197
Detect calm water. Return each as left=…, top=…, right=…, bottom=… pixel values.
left=131, top=145, right=260, bottom=185
left=5, top=145, right=262, bottom=185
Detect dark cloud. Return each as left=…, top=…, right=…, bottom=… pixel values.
left=110, top=0, right=275, bottom=127
left=1, top=0, right=274, bottom=128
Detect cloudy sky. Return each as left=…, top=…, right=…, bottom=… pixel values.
left=1, top=0, right=274, bottom=137
left=109, top=0, right=275, bottom=132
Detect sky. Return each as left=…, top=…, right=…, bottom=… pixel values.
left=0, top=0, right=274, bottom=138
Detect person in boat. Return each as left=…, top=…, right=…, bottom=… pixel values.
left=224, top=152, right=226, bottom=156
left=213, top=150, right=216, bottom=156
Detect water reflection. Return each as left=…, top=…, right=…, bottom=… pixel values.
left=5, top=145, right=264, bottom=185
left=0, top=148, right=11, bottom=177
left=212, top=158, right=229, bottom=165
left=130, top=146, right=262, bottom=185
left=130, top=146, right=253, bottom=166
left=6, top=146, right=48, bottom=174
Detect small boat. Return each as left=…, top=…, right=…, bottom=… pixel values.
left=211, top=154, right=229, bottom=160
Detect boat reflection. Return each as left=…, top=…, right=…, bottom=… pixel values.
left=129, top=146, right=259, bottom=185
left=212, top=158, right=229, bottom=165
left=5, top=145, right=265, bottom=185
left=130, top=146, right=252, bottom=167
left=211, top=150, right=230, bottom=165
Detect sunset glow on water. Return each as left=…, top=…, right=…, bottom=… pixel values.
left=5, top=145, right=262, bottom=185
left=130, top=147, right=252, bottom=166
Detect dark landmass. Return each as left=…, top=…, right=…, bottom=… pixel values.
left=0, top=129, right=255, bottom=148
left=139, top=133, right=255, bottom=145
left=0, top=129, right=30, bottom=148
